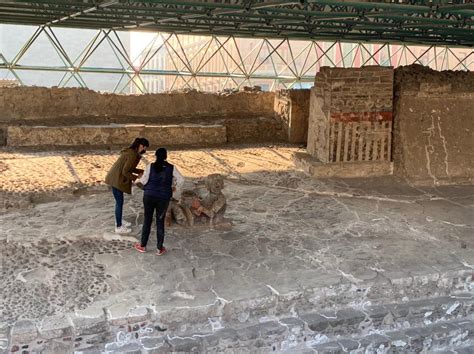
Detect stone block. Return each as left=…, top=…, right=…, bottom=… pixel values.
left=236, top=325, right=261, bottom=341
left=202, top=328, right=238, bottom=348
left=0, top=323, right=9, bottom=352
left=300, top=313, right=329, bottom=332
left=294, top=152, right=393, bottom=178
left=279, top=317, right=305, bottom=332
left=38, top=314, right=74, bottom=339
left=39, top=339, right=74, bottom=354
left=70, top=307, right=108, bottom=336
left=10, top=320, right=38, bottom=344
left=106, top=304, right=150, bottom=326
left=225, top=116, right=286, bottom=143
left=167, top=336, right=202, bottom=351
left=257, top=321, right=287, bottom=337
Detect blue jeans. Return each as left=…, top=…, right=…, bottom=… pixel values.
left=112, top=187, right=124, bottom=227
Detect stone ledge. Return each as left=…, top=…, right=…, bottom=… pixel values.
left=309, top=317, right=474, bottom=353
left=293, top=151, right=393, bottom=178
left=6, top=124, right=227, bottom=147
left=3, top=271, right=473, bottom=352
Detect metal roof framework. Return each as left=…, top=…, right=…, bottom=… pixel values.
left=0, top=0, right=473, bottom=47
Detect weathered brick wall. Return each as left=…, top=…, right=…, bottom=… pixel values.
left=393, top=65, right=474, bottom=185
left=274, top=89, right=310, bottom=144
left=307, top=66, right=394, bottom=163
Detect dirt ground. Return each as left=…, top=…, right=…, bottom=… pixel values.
left=0, top=144, right=304, bottom=209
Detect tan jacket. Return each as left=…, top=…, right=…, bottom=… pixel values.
left=105, top=148, right=143, bottom=194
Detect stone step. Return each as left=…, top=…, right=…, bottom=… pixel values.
left=101, top=314, right=474, bottom=353
left=308, top=318, right=473, bottom=353
left=3, top=116, right=286, bottom=148
left=433, top=344, right=474, bottom=353
left=98, top=294, right=473, bottom=353
left=3, top=285, right=473, bottom=352
left=299, top=293, right=473, bottom=340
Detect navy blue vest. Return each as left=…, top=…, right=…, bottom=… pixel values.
left=143, top=162, right=174, bottom=200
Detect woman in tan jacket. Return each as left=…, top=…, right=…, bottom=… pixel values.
left=105, top=137, right=149, bottom=234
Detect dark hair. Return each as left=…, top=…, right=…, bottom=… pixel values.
left=154, top=148, right=168, bottom=173
left=130, top=137, right=149, bottom=150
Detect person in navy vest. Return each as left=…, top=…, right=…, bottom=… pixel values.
left=134, top=147, right=184, bottom=256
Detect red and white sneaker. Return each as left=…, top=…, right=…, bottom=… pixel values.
left=134, top=243, right=146, bottom=253
left=156, top=247, right=167, bottom=256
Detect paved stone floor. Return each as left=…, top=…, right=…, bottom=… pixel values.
left=0, top=145, right=473, bottom=352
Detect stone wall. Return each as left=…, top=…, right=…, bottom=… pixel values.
left=0, top=87, right=286, bottom=147
left=307, top=66, right=393, bottom=163
left=274, top=89, right=310, bottom=144
left=0, top=79, right=20, bottom=88
left=393, top=65, right=474, bottom=185
left=0, top=87, right=275, bottom=123
left=6, top=124, right=227, bottom=147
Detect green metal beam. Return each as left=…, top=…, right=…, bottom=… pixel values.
left=0, top=0, right=472, bottom=47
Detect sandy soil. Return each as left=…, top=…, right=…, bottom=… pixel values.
left=0, top=144, right=304, bottom=209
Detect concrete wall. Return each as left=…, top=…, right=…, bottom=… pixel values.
left=274, top=89, right=310, bottom=144
left=393, top=65, right=474, bottom=185
left=307, top=66, right=393, bottom=163
left=0, top=87, right=275, bottom=123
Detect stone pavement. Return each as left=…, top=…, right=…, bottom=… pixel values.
left=0, top=145, right=473, bottom=352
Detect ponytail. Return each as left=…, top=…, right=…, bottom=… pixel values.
left=153, top=148, right=168, bottom=173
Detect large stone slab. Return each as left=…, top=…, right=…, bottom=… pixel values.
left=6, top=124, right=227, bottom=147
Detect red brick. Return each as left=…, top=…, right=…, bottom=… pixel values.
left=330, top=111, right=392, bottom=122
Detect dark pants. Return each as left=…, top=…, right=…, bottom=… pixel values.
left=141, top=195, right=169, bottom=250
left=112, top=187, right=124, bottom=227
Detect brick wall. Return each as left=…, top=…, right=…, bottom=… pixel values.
left=307, top=66, right=394, bottom=163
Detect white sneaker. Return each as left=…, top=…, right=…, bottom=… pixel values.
left=115, top=225, right=131, bottom=234
left=121, top=220, right=132, bottom=227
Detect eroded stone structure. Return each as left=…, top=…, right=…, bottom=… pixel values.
left=0, top=87, right=274, bottom=120
left=295, top=66, right=394, bottom=178
left=393, top=65, right=474, bottom=185
left=274, top=89, right=310, bottom=144
left=0, top=88, right=286, bottom=147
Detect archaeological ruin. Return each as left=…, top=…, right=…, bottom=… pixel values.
left=1, top=62, right=473, bottom=353
left=1, top=1, right=473, bottom=353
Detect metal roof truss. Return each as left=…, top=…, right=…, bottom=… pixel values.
left=0, top=0, right=473, bottom=47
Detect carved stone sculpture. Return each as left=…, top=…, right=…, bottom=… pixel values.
left=166, top=173, right=230, bottom=229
